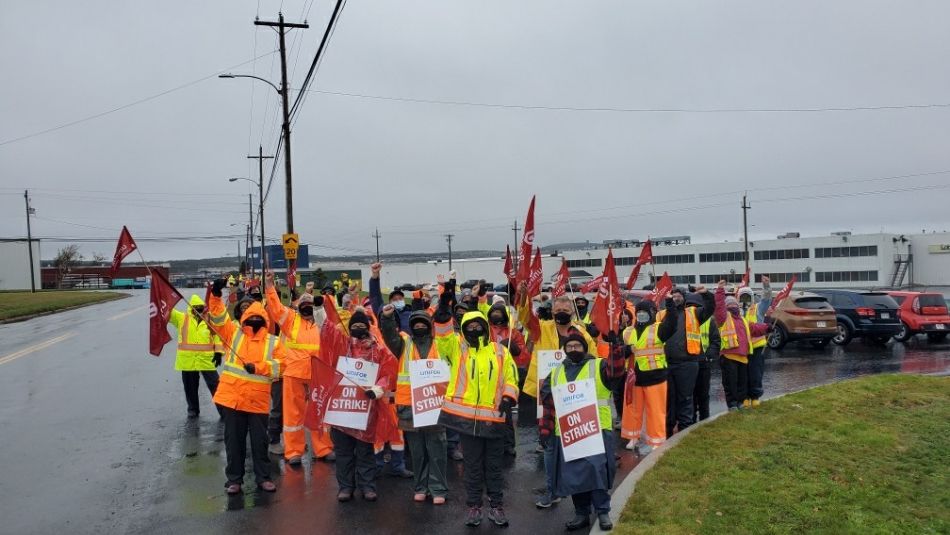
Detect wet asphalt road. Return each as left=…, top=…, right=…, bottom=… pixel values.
left=1, top=290, right=949, bottom=534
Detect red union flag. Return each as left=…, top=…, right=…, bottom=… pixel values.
left=739, top=267, right=751, bottom=289
left=766, top=275, right=798, bottom=315
left=651, top=272, right=674, bottom=306
left=551, top=258, right=570, bottom=298
left=148, top=270, right=182, bottom=356
left=503, top=245, right=517, bottom=289
left=526, top=248, right=544, bottom=297
left=579, top=275, right=605, bottom=294
left=625, top=240, right=653, bottom=290
left=111, top=226, right=138, bottom=276
left=590, top=249, right=622, bottom=335
left=516, top=196, right=536, bottom=288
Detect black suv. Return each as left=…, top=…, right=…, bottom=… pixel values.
left=811, top=290, right=902, bottom=346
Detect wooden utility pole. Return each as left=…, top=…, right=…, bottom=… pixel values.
left=373, top=228, right=381, bottom=262
left=742, top=194, right=751, bottom=276
left=24, top=190, right=36, bottom=293
left=445, top=234, right=455, bottom=271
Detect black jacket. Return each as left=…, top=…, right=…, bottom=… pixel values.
left=664, top=292, right=715, bottom=363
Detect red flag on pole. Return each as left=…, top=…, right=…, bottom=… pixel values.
left=110, top=226, right=138, bottom=277
left=526, top=248, right=544, bottom=298
left=148, top=270, right=182, bottom=356
left=651, top=272, right=673, bottom=306
left=503, top=245, right=516, bottom=289
left=551, top=258, right=570, bottom=298
left=625, top=240, right=653, bottom=290
left=515, top=196, right=536, bottom=288
left=766, top=275, right=798, bottom=315
left=580, top=274, right=605, bottom=294
left=739, top=267, right=751, bottom=289
left=590, top=249, right=622, bottom=335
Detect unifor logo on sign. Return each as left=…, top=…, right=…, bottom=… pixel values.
left=355, top=361, right=364, bottom=370
left=426, top=360, right=434, bottom=369
left=567, top=383, right=576, bottom=394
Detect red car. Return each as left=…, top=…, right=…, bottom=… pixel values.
left=887, top=291, right=950, bottom=343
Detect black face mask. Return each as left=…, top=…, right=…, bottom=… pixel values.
left=576, top=304, right=588, bottom=315
left=490, top=314, right=506, bottom=326
left=412, top=327, right=429, bottom=339
left=566, top=350, right=586, bottom=363
left=464, top=329, right=484, bottom=346
left=298, top=305, right=314, bottom=316
left=554, top=312, right=572, bottom=325
left=192, top=306, right=206, bottom=316
left=244, top=317, right=266, bottom=333
left=350, top=327, right=370, bottom=340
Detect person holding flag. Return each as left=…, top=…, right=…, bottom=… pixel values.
left=263, top=272, right=335, bottom=466
left=714, top=280, right=772, bottom=411
left=740, top=276, right=773, bottom=408
left=658, top=286, right=714, bottom=438
left=482, top=295, right=527, bottom=457
left=538, top=333, right=625, bottom=531
left=167, top=294, right=223, bottom=419
left=207, top=278, right=286, bottom=495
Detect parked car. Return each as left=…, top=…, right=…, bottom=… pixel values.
left=459, top=279, right=481, bottom=289
left=622, top=289, right=653, bottom=305
left=493, top=282, right=511, bottom=292
left=887, top=291, right=950, bottom=343
left=765, top=291, right=838, bottom=349
left=811, top=290, right=902, bottom=346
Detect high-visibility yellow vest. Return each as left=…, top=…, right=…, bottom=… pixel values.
left=395, top=333, right=441, bottom=406
left=624, top=323, right=668, bottom=371
left=657, top=307, right=702, bottom=355
left=171, top=308, right=217, bottom=371
left=745, top=303, right=766, bottom=349
left=550, top=358, right=612, bottom=436
left=719, top=314, right=753, bottom=353
left=700, top=319, right=711, bottom=353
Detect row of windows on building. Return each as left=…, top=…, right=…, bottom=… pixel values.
left=567, top=245, right=879, bottom=269
left=814, top=270, right=878, bottom=282
left=632, top=271, right=878, bottom=285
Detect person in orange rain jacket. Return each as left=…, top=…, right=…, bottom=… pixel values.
left=318, top=305, right=399, bottom=503
left=207, top=278, right=285, bottom=495
left=263, top=272, right=335, bottom=466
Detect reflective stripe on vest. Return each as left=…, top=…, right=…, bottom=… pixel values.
left=397, top=334, right=440, bottom=386
left=719, top=314, right=753, bottom=353
left=626, top=324, right=668, bottom=371
left=550, top=359, right=612, bottom=436
left=745, top=304, right=766, bottom=349
left=443, top=342, right=510, bottom=423
left=700, top=319, right=711, bottom=352
left=178, top=316, right=214, bottom=352
left=221, top=330, right=278, bottom=384
left=279, top=315, right=319, bottom=351
left=657, top=308, right=702, bottom=355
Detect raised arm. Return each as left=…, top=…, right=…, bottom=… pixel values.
left=368, top=262, right=383, bottom=317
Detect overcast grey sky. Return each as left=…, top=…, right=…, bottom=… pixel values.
left=2, top=0, right=949, bottom=262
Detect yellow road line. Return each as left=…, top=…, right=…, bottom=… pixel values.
left=0, top=332, right=77, bottom=367
left=108, top=306, right=143, bottom=321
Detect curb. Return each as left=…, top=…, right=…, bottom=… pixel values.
left=0, top=293, right=130, bottom=324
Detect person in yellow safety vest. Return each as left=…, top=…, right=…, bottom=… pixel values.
left=714, top=280, right=771, bottom=411
left=379, top=306, right=449, bottom=504
left=168, top=294, right=224, bottom=419
left=263, top=272, right=335, bottom=465
left=657, top=286, right=715, bottom=438
left=621, top=299, right=677, bottom=456
left=516, top=292, right=596, bottom=510
left=539, top=333, right=625, bottom=532
left=693, top=293, right=721, bottom=422
left=739, top=277, right=773, bottom=407
left=436, top=310, right=519, bottom=528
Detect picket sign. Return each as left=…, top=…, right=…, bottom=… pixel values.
left=552, top=377, right=604, bottom=462
left=324, top=356, right=379, bottom=431
left=408, top=359, right=450, bottom=427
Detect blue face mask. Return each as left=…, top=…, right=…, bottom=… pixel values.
left=393, top=300, right=406, bottom=311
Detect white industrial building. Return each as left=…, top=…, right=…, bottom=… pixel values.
left=0, top=239, right=41, bottom=291
left=356, top=232, right=950, bottom=292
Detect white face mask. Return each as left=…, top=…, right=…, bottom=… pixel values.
left=636, top=311, right=651, bottom=323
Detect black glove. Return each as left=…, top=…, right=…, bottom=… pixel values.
left=604, top=330, right=621, bottom=344
left=498, top=397, right=514, bottom=414
left=244, top=363, right=256, bottom=374
left=665, top=297, right=675, bottom=310
left=365, top=388, right=378, bottom=400
left=212, top=352, right=223, bottom=367
left=586, top=323, right=600, bottom=338
left=539, top=433, right=551, bottom=448
left=211, top=278, right=226, bottom=297
left=478, top=281, right=488, bottom=297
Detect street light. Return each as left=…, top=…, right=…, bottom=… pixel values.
left=229, top=177, right=264, bottom=276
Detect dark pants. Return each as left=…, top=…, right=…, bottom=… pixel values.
left=405, top=428, right=448, bottom=497
left=331, top=427, right=377, bottom=492
left=460, top=433, right=505, bottom=507
left=610, top=375, right=625, bottom=427
left=572, top=489, right=611, bottom=515
left=268, top=379, right=282, bottom=443
left=747, top=347, right=765, bottom=400
left=720, top=357, right=748, bottom=408
left=447, top=429, right=461, bottom=455
left=503, top=405, right=516, bottom=452
left=181, top=370, right=219, bottom=414
left=221, top=406, right=272, bottom=485
left=693, top=362, right=712, bottom=422
left=666, top=360, right=699, bottom=438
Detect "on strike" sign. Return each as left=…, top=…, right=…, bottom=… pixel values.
left=324, top=356, right=379, bottom=431
left=552, top=378, right=604, bottom=462
left=408, top=359, right=450, bottom=427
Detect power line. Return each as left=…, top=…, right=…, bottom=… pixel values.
left=301, top=88, right=950, bottom=115
left=289, top=0, right=348, bottom=121
left=0, top=51, right=277, bottom=147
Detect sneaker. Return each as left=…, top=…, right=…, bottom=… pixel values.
left=535, top=492, right=561, bottom=508
left=362, top=490, right=378, bottom=502
left=464, top=506, right=483, bottom=527
left=742, top=399, right=752, bottom=409
left=487, top=505, right=509, bottom=527
left=259, top=481, right=277, bottom=492
left=597, top=513, right=613, bottom=531
left=225, top=483, right=242, bottom=495
left=337, top=489, right=353, bottom=502
left=534, top=444, right=545, bottom=453
left=751, top=399, right=761, bottom=408
left=625, top=440, right=638, bottom=451
left=565, top=514, right=590, bottom=531
left=414, top=493, right=427, bottom=502
left=187, top=410, right=199, bottom=419
left=268, top=442, right=285, bottom=455
left=287, top=456, right=302, bottom=466
left=433, top=496, right=446, bottom=505
left=636, top=444, right=654, bottom=457
left=450, top=449, right=464, bottom=461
